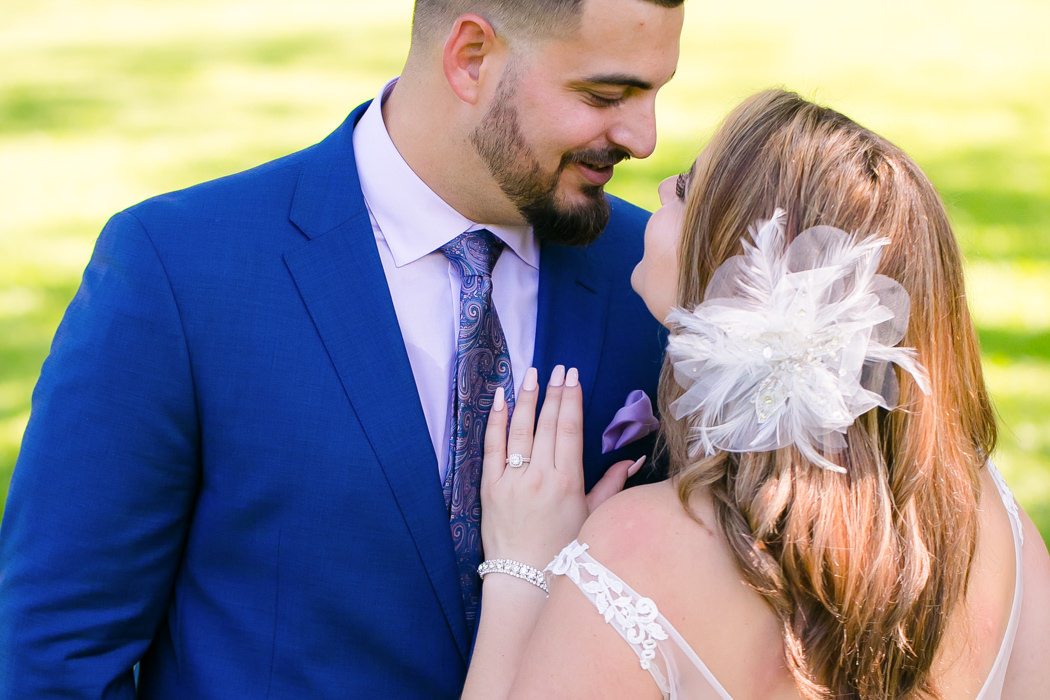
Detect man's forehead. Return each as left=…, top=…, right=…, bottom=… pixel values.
left=577, top=0, right=684, bottom=34
left=535, top=0, right=683, bottom=83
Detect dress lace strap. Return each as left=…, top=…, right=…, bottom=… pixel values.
left=547, top=541, right=672, bottom=692
left=974, top=460, right=1025, bottom=700
left=986, top=460, right=1023, bottom=545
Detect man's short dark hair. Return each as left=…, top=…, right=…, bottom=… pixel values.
left=412, top=0, right=684, bottom=45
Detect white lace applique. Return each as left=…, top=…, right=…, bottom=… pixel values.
left=548, top=541, right=670, bottom=671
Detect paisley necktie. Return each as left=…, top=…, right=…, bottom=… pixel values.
left=440, top=229, right=516, bottom=626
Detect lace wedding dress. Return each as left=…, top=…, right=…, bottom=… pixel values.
left=547, top=464, right=1024, bottom=700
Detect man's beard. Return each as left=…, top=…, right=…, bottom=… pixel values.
left=470, top=74, right=629, bottom=247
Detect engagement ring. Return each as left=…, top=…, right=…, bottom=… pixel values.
left=506, top=454, right=530, bottom=468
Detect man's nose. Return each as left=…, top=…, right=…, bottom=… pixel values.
left=607, top=98, right=658, bottom=160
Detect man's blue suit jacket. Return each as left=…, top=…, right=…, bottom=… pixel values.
left=0, top=102, right=665, bottom=698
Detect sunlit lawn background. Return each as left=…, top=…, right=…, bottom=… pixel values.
left=2, top=0, right=1048, bottom=545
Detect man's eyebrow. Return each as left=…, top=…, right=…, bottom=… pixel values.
left=577, top=74, right=654, bottom=91
left=577, top=69, right=676, bottom=92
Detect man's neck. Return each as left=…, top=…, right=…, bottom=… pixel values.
left=382, top=70, right=525, bottom=227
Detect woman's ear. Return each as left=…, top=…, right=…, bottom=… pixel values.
left=442, top=14, right=501, bottom=104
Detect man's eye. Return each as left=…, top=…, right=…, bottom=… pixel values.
left=586, top=93, right=624, bottom=107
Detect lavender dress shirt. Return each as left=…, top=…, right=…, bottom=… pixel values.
left=352, top=80, right=540, bottom=481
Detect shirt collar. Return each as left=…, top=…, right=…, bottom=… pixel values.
left=353, top=79, right=539, bottom=269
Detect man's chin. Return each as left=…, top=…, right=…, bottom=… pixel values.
left=549, top=183, right=607, bottom=220
left=560, top=178, right=606, bottom=203
left=526, top=195, right=610, bottom=248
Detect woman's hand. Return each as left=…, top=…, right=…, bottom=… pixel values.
left=464, top=366, right=647, bottom=700
left=480, top=365, right=588, bottom=570
left=480, top=365, right=645, bottom=570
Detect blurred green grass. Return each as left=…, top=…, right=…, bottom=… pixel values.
left=2, top=0, right=1048, bottom=544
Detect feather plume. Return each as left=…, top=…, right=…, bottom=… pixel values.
left=667, top=210, right=931, bottom=473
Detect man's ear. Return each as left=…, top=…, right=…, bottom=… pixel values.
left=442, top=14, right=501, bottom=104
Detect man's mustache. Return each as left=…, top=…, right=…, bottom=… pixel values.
left=562, top=147, right=632, bottom=170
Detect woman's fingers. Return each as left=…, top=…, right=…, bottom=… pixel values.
left=481, top=386, right=510, bottom=489
left=586, top=456, right=646, bottom=513
left=492, top=365, right=585, bottom=478
left=529, top=365, right=565, bottom=470
left=479, top=365, right=592, bottom=567
left=553, top=367, right=583, bottom=478
left=505, top=367, right=539, bottom=469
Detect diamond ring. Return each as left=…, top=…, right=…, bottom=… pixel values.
left=505, top=453, right=531, bottom=468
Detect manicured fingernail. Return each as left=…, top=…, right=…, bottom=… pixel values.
left=549, top=365, right=565, bottom=387
left=493, top=386, right=505, bottom=412
left=627, top=455, right=646, bottom=477
left=523, top=367, right=538, bottom=392
left=565, top=367, right=579, bottom=387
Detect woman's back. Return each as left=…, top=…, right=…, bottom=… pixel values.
left=563, top=463, right=1048, bottom=699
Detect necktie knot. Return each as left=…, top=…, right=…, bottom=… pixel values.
left=441, top=229, right=505, bottom=279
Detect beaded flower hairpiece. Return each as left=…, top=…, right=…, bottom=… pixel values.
left=665, top=208, right=932, bottom=473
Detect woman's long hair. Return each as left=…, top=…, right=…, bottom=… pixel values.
left=661, top=90, right=997, bottom=699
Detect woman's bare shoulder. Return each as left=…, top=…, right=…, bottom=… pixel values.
left=579, top=481, right=713, bottom=553
left=576, top=480, right=733, bottom=600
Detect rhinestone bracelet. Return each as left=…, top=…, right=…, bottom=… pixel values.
left=477, top=558, right=550, bottom=596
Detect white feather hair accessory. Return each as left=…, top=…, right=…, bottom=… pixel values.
left=666, top=208, right=932, bottom=474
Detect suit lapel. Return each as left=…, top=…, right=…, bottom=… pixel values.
left=282, top=105, right=470, bottom=661
left=532, top=243, right=609, bottom=411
